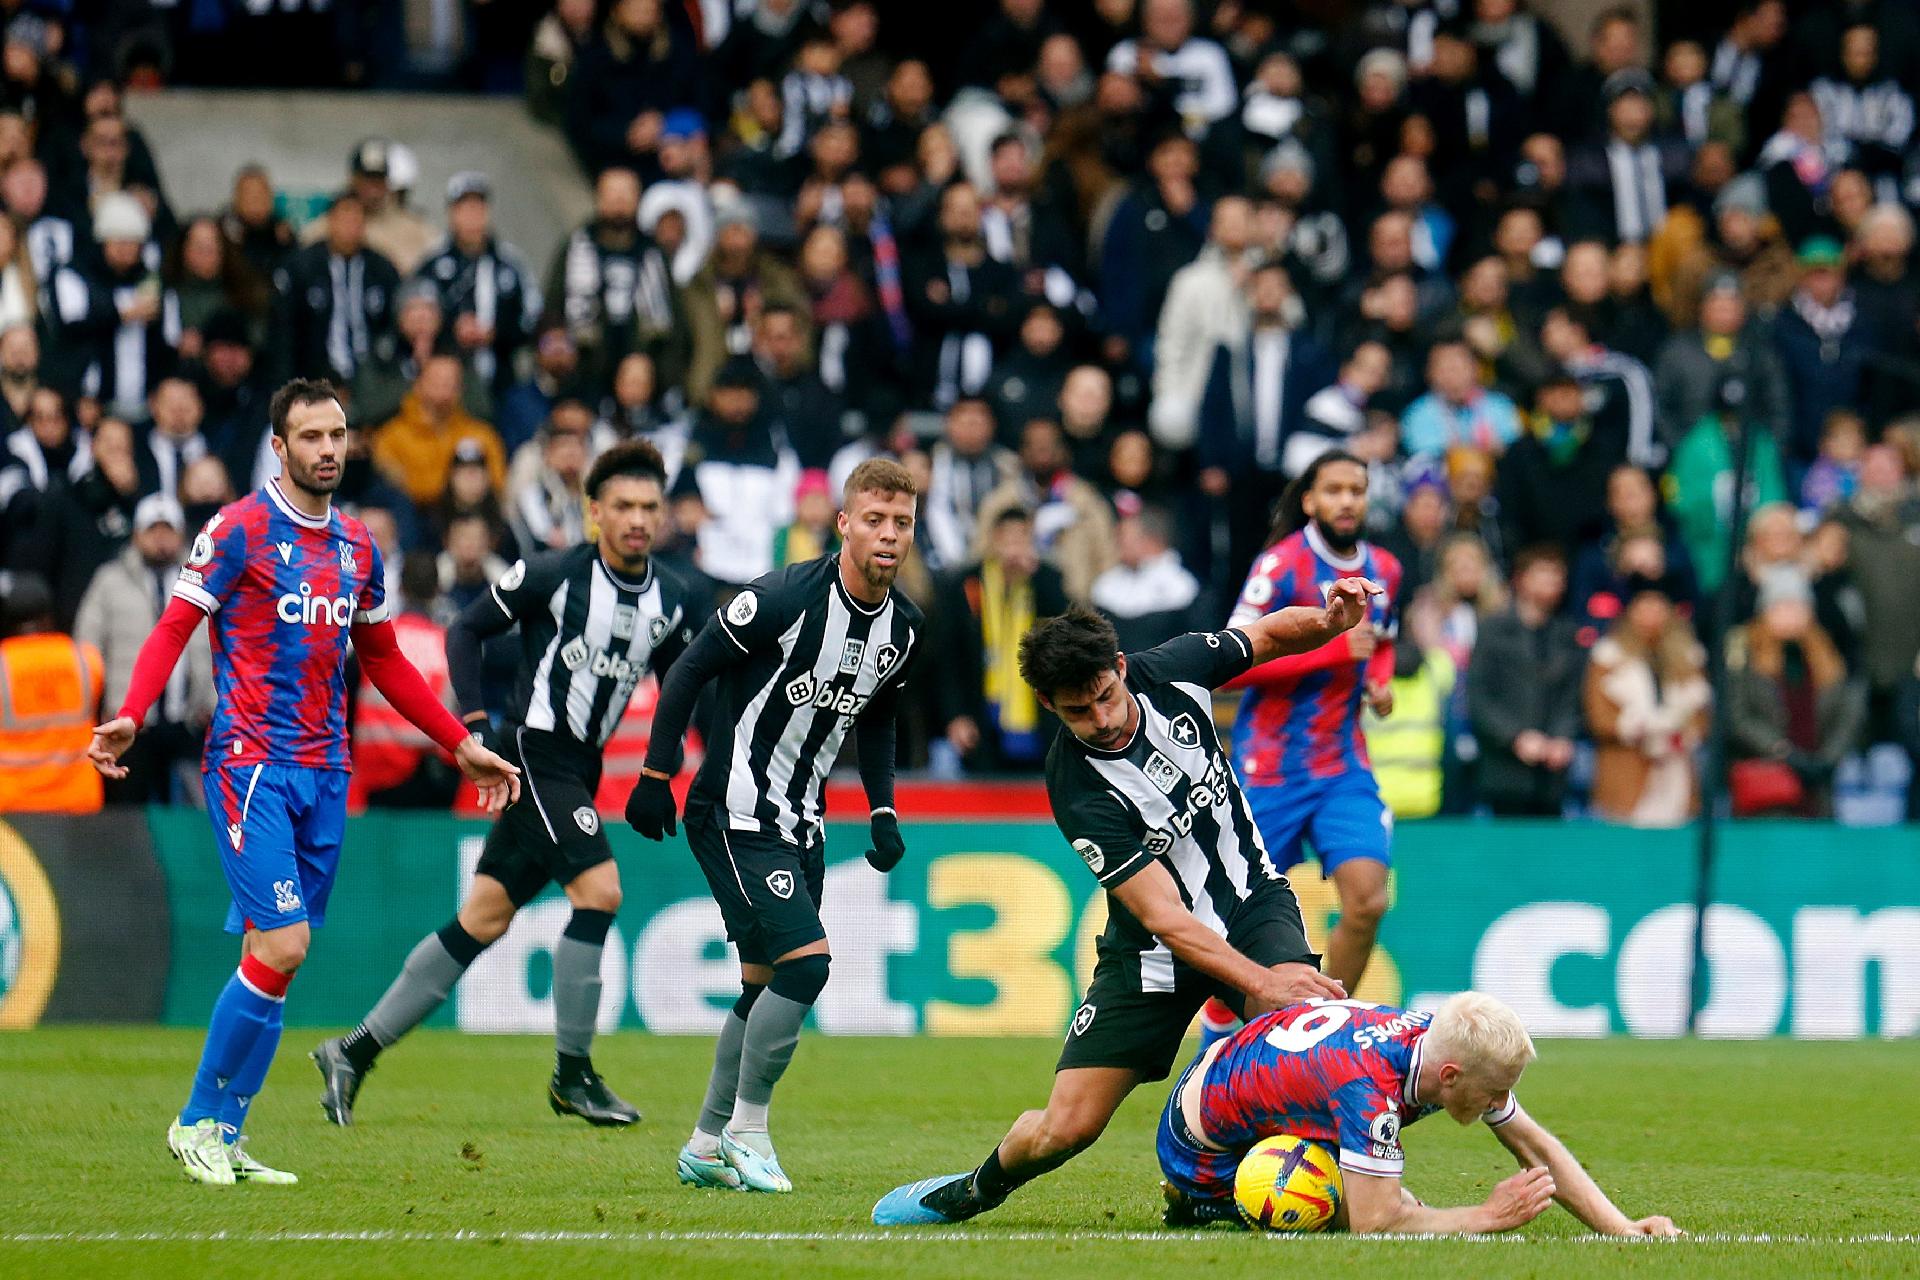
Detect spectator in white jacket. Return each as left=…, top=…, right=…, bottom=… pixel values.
left=1148, top=195, right=1253, bottom=449
left=1091, top=506, right=1200, bottom=651
left=1104, top=0, right=1238, bottom=133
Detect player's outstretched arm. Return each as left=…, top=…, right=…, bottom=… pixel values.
left=1234, top=577, right=1383, bottom=666
left=1109, top=862, right=1343, bottom=1006
left=1491, top=1109, right=1682, bottom=1237
left=90, top=597, right=207, bottom=777
left=1344, top=1167, right=1557, bottom=1235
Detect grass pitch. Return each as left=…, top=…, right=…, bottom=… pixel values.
left=1, top=1029, right=1917, bottom=1279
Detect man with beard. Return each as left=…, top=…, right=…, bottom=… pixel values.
left=87, top=378, right=521, bottom=1187
left=872, top=587, right=1368, bottom=1227
left=313, top=441, right=695, bottom=1130
left=1218, top=450, right=1403, bottom=1002
left=544, top=166, right=689, bottom=395
left=626, top=458, right=924, bottom=1195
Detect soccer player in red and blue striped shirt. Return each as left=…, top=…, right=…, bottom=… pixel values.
left=1158, top=993, right=1679, bottom=1236
left=1219, top=452, right=1403, bottom=1006
left=89, top=379, right=520, bottom=1186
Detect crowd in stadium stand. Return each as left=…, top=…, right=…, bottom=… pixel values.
left=2, top=0, right=1920, bottom=825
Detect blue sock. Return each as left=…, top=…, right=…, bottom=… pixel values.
left=219, top=997, right=284, bottom=1143
left=1197, top=998, right=1240, bottom=1056
left=179, top=967, right=282, bottom=1127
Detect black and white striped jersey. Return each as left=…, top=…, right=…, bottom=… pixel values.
left=487, top=545, right=695, bottom=750
left=690, top=554, right=922, bottom=844
left=1045, top=628, right=1284, bottom=990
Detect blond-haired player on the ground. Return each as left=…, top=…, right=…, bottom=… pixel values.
left=1157, top=991, right=1683, bottom=1235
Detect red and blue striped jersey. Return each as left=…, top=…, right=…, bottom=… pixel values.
left=1226, top=527, right=1402, bottom=786
left=172, top=480, right=389, bottom=772
left=1195, top=1000, right=1520, bottom=1180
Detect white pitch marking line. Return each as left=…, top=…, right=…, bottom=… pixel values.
left=2, top=1231, right=1917, bottom=1246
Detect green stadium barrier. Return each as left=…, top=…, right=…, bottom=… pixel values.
left=8, top=811, right=1916, bottom=1038
left=0, top=814, right=171, bottom=1025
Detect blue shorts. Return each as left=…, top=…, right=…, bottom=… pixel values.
left=1245, top=772, right=1391, bottom=875
left=204, top=763, right=349, bottom=934
left=1157, top=1057, right=1240, bottom=1203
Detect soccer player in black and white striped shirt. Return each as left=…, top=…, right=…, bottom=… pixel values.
left=874, top=580, right=1380, bottom=1227
left=312, top=441, right=696, bottom=1129
left=627, top=457, right=923, bottom=1194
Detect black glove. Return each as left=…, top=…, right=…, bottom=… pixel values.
left=866, top=809, right=905, bottom=872
left=626, top=773, right=678, bottom=839
left=465, top=718, right=503, bottom=759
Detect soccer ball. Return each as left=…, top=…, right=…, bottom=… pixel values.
left=1233, top=1135, right=1343, bottom=1232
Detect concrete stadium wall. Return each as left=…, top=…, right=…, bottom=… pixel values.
left=124, top=90, right=591, bottom=273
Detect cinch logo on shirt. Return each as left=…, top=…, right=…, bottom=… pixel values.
left=276, top=583, right=354, bottom=626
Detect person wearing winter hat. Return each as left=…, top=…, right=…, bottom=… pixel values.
left=43, top=191, right=178, bottom=420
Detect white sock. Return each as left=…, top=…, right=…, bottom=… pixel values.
left=687, top=1128, right=721, bottom=1158
left=729, top=1098, right=770, bottom=1133
left=728, top=1127, right=776, bottom=1157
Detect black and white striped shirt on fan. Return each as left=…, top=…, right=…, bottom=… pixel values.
left=489, top=544, right=695, bottom=751
left=691, top=555, right=922, bottom=845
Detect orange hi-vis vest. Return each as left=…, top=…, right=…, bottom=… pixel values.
left=349, top=611, right=452, bottom=806
left=0, top=633, right=105, bottom=813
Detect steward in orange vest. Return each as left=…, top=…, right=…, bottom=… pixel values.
left=0, top=572, right=104, bottom=813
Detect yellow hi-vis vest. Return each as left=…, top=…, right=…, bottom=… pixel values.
left=1362, top=650, right=1455, bottom=820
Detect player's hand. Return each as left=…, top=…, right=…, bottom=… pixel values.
left=454, top=735, right=521, bottom=813
left=1480, top=1167, right=1556, bottom=1232
left=626, top=772, right=678, bottom=840
left=866, top=809, right=906, bottom=872
left=1256, top=962, right=1346, bottom=1009
left=1366, top=680, right=1394, bottom=718
left=88, top=716, right=137, bottom=779
left=1323, top=577, right=1384, bottom=634
left=1626, top=1215, right=1682, bottom=1237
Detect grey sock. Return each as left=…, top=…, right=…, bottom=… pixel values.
left=362, top=933, right=470, bottom=1047
left=696, top=1010, right=751, bottom=1137
left=552, top=934, right=604, bottom=1059
left=731, top=991, right=810, bottom=1131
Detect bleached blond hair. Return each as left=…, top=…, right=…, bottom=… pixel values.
left=1425, top=992, right=1537, bottom=1082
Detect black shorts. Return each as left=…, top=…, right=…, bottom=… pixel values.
left=474, top=727, right=613, bottom=907
left=685, top=802, right=825, bottom=967
left=1056, top=876, right=1318, bottom=1083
